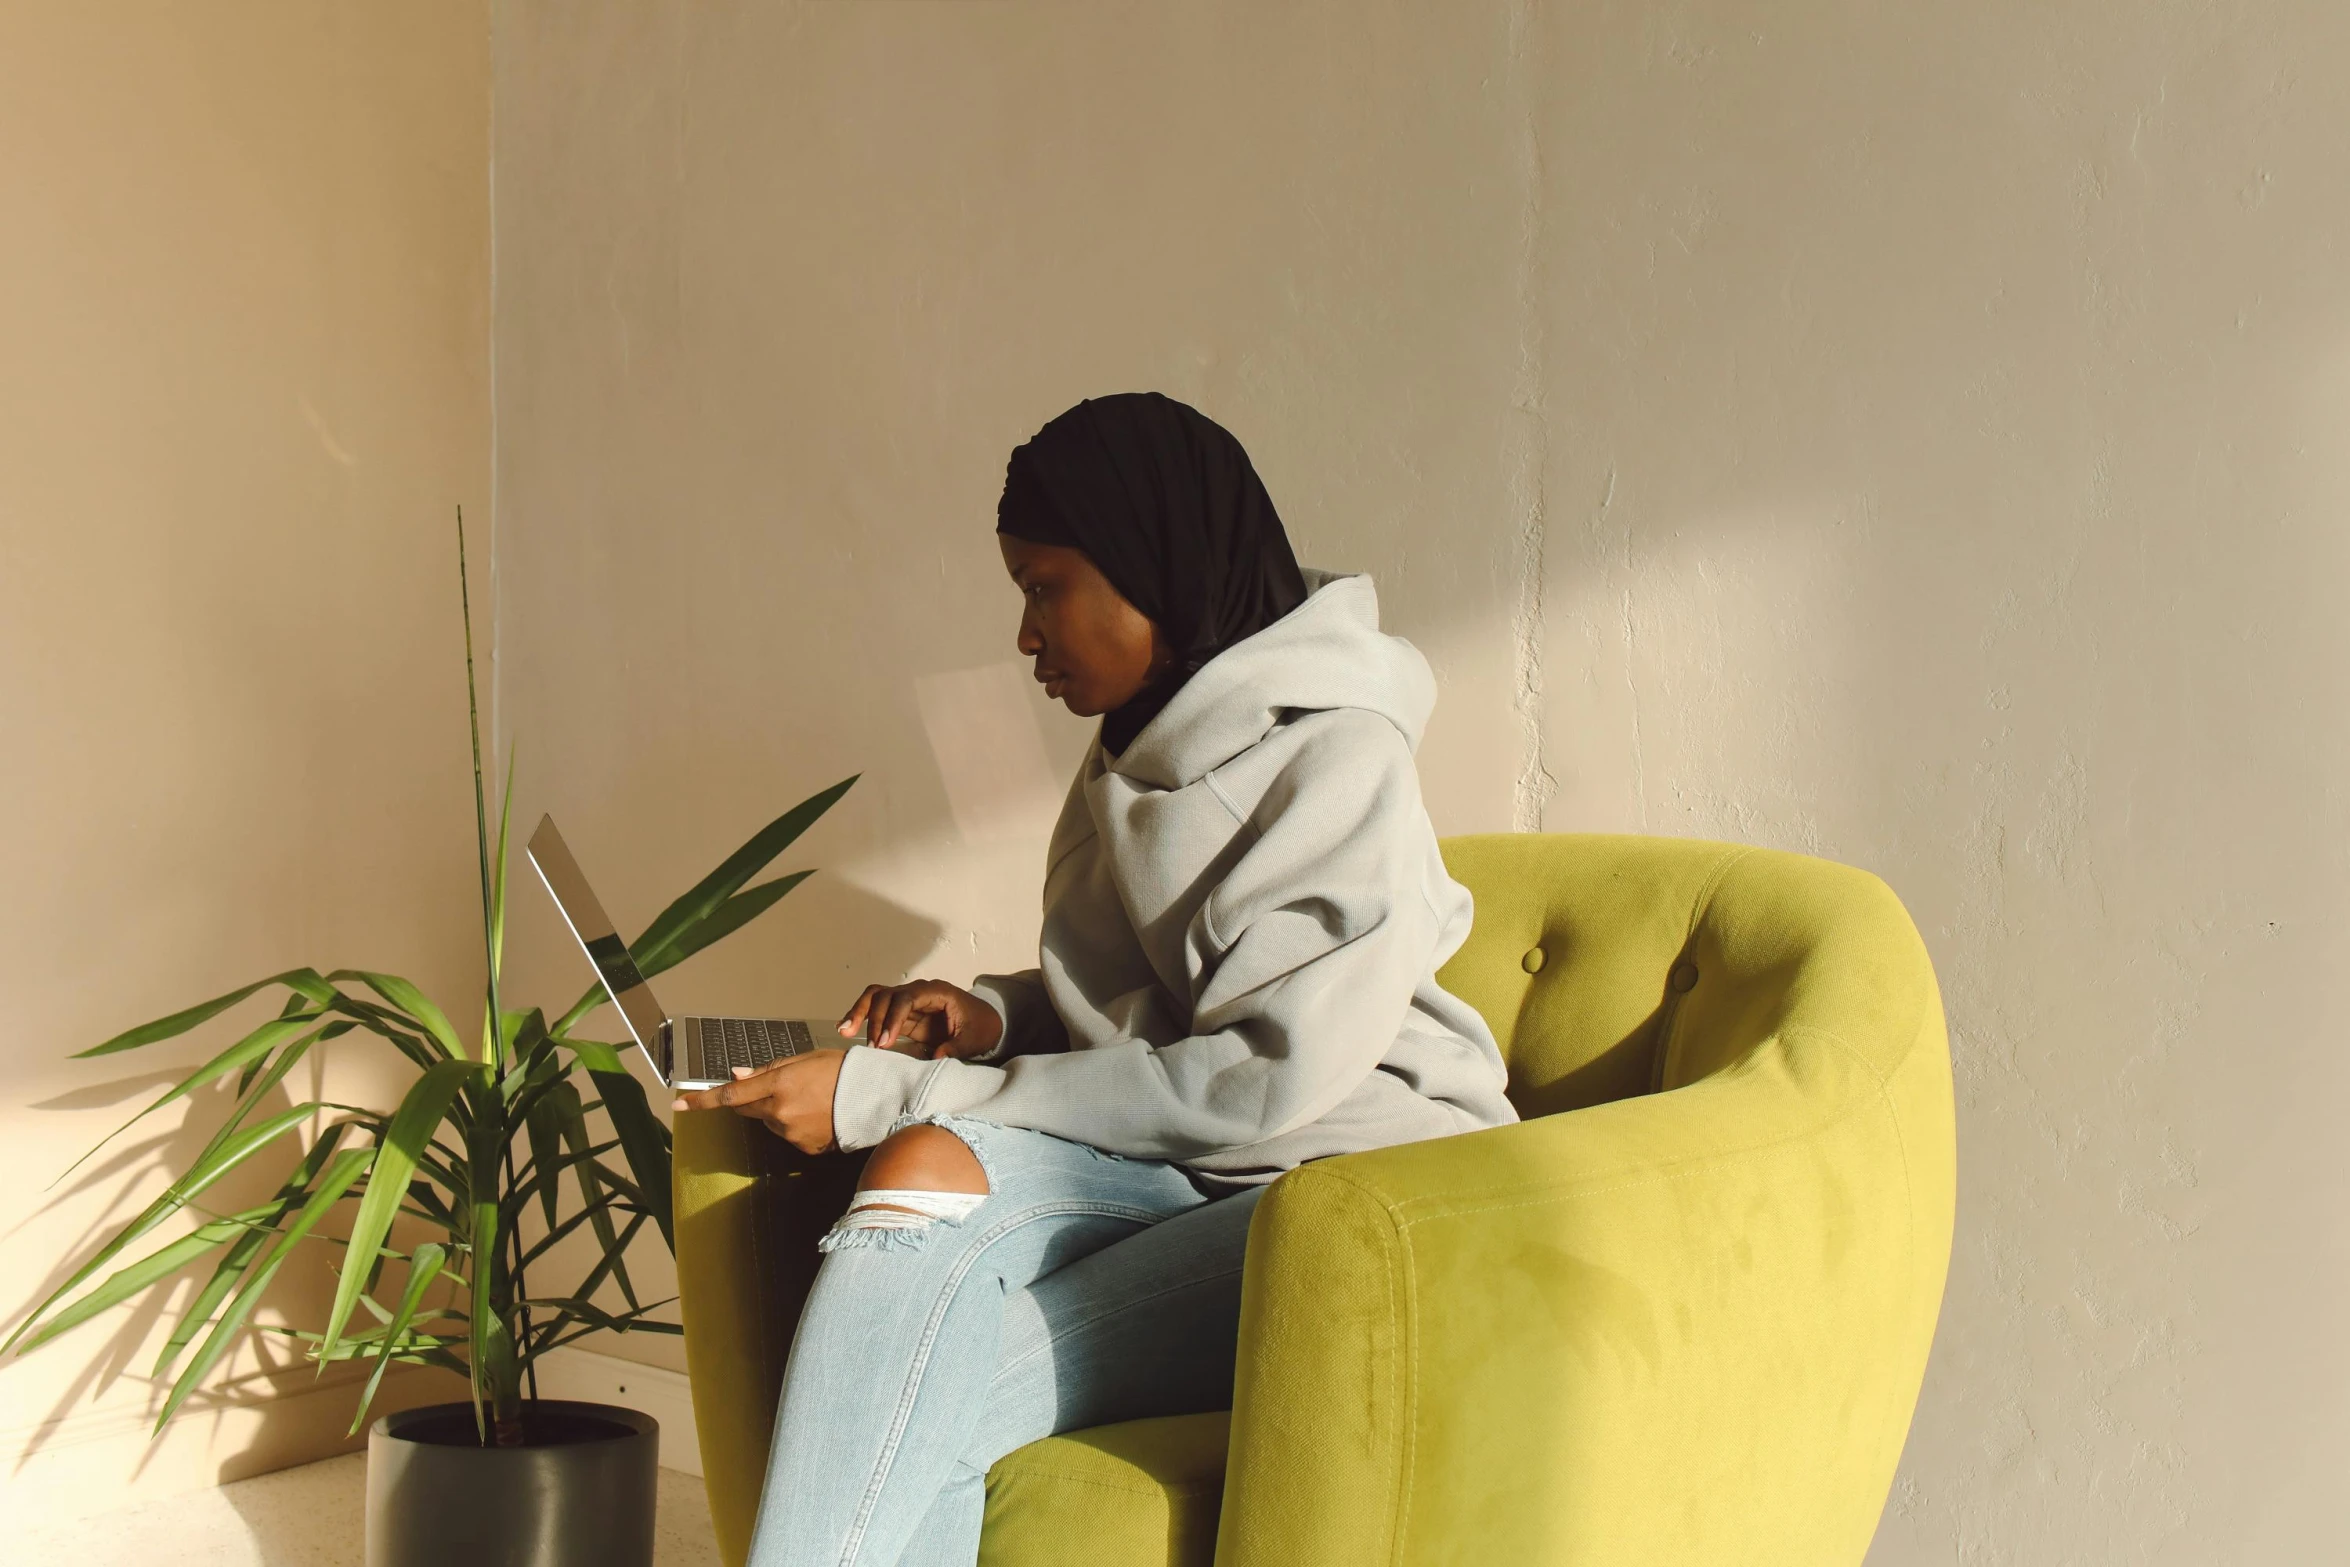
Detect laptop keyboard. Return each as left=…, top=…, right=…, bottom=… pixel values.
left=701, top=1016, right=815, bottom=1077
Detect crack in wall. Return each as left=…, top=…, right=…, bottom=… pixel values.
left=487, top=5, right=505, bottom=771
left=1505, top=0, right=1553, bottom=833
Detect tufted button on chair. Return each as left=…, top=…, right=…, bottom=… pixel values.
left=673, top=834, right=1955, bottom=1566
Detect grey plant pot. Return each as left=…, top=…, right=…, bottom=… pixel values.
left=366, top=1399, right=660, bottom=1567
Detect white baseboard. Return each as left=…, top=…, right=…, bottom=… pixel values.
left=531, top=1346, right=702, bottom=1477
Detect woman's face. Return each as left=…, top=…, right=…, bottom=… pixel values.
left=999, top=534, right=1170, bottom=717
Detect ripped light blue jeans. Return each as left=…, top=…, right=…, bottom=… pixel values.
left=744, top=1116, right=1266, bottom=1567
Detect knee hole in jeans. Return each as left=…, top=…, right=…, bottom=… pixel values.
left=819, top=1123, right=991, bottom=1252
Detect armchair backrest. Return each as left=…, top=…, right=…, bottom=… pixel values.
left=1437, top=834, right=1942, bottom=1120
left=1224, top=835, right=1955, bottom=1566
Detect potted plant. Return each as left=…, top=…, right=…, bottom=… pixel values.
left=6, top=514, right=856, bottom=1566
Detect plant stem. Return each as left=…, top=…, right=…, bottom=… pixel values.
left=458, top=506, right=522, bottom=1444
left=456, top=505, right=505, bottom=1073
left=505, top=1138, right=538, bottom=1409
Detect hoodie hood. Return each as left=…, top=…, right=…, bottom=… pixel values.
left=1104, top=569, right=1435, bottom=789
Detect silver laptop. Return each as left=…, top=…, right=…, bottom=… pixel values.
left=526, top=814, right=833, bottom=1089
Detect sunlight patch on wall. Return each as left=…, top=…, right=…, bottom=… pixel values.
left=1543, top=501, right=1863, bottom=851
left=913, top=660, right=1063, bottom=847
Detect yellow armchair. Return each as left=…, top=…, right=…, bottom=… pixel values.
left=675, top=834, right=1954, bottom=1566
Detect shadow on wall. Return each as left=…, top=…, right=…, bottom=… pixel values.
left=501, top=812, right=951, bottom=1030
left=0, top=873, right=947, bottom=1493
left=7, top=1065, right=306, bottom=1479
left=737, top=874, right=951, bottom=1017
left=6, top=1053, right=476, bottom=1490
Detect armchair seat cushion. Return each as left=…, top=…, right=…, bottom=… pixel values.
left=979, top=1413, right=1228, bottom=1567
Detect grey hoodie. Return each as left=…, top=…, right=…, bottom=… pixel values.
left=831, top=569, right=1519, bottom=1185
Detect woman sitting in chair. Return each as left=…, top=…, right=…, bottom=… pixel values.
left=675, top=392, right=1517, bottom=1567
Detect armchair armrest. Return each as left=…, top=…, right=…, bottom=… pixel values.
left=1215, top=1024, right=1952, bottom=1567
left=673, top=1111, right=866, bottom=1567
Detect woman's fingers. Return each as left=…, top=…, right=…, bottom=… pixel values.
left=869, top=983, right=915, bottom=1048
left=875, top=987, right=931, bottom=1051
left=718, top=1063, right=779, bottom=1111
left=836, top=984, right=887, bottom=1039
left=670, top=1062, right=778, bottom=1114
left=670, top=1051, right=843, bottom=1158
left=837, top=980, right=966, bottom=1053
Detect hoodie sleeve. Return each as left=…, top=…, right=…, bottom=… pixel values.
left=829, top=712, right=1446, bottom=1159
left=965, top=969, right=1071, bottom=1062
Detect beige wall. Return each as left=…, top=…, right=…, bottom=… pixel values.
left=0, top=0, right=2255, bottom=1553
left=1537, top=7, right=2350, bottom=1559
left=0, top=1, right=488, bottom=1517
left=6, top=0, right=2336, bottom=1544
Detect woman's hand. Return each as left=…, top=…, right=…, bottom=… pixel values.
left=838, top=979, right=1004, bottom=1061
left=672, top=1051, right=843, bottom=1154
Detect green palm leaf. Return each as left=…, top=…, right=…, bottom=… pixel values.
left=550, top=779, right=854, bottom=1035
left=55, top=1014, right=323, bottom=1188
left=72, top=970, right=332, bottom=1059
left=156, top=1145, right=373, bottom=1429
left=587, top=1064, right=672, bottom=1250
left=201, top=1026, right=335, bottom=1161
left=4, top=1102, right=332, bottom=1357
left=562, top=1210, right=649, bottom=1320
left=320, top=1058, right=483, bottom=1360
left=489, top=754, right=516, bottom=977
left=543, top=1079, right=635, bottom=1309
left=501, top=1137, right=619, bottom=1231
left=154, top=1125, right=354, bottom=1377
left=515, top=1191, right=627, bottom=1275
left=648, top=871, right=813, bottom=978
left=632, top=777, right=855, bottom=969
left=523, top=1095, right=565, bottom=1233
left=9, top=1197, right=293, bottom=1356
left=237, top=994, right=312, bottom=1094
left=350, top=1243, right=448, bottom=1435
left=548, top=1036, right=627, bottom=1074
left=337, top=972, right=465, bottom=1061
left=315, top=992, right=444, bottom=1071
left=523, top=1294, right=681, bottom=1337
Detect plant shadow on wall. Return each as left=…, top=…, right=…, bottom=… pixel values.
left=4, top=1070, right=321, bottom=1478
left=3, top=513, right=867, bottom=1460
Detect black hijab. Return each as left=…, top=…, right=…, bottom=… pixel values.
left=996, top=393, right=1308, bottom=757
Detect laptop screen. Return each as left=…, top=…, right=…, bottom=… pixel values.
left=525, top=814, right=670, bottom=1068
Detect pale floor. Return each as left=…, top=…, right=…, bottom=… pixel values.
left=20, top=1453, right=726, bottom=1566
